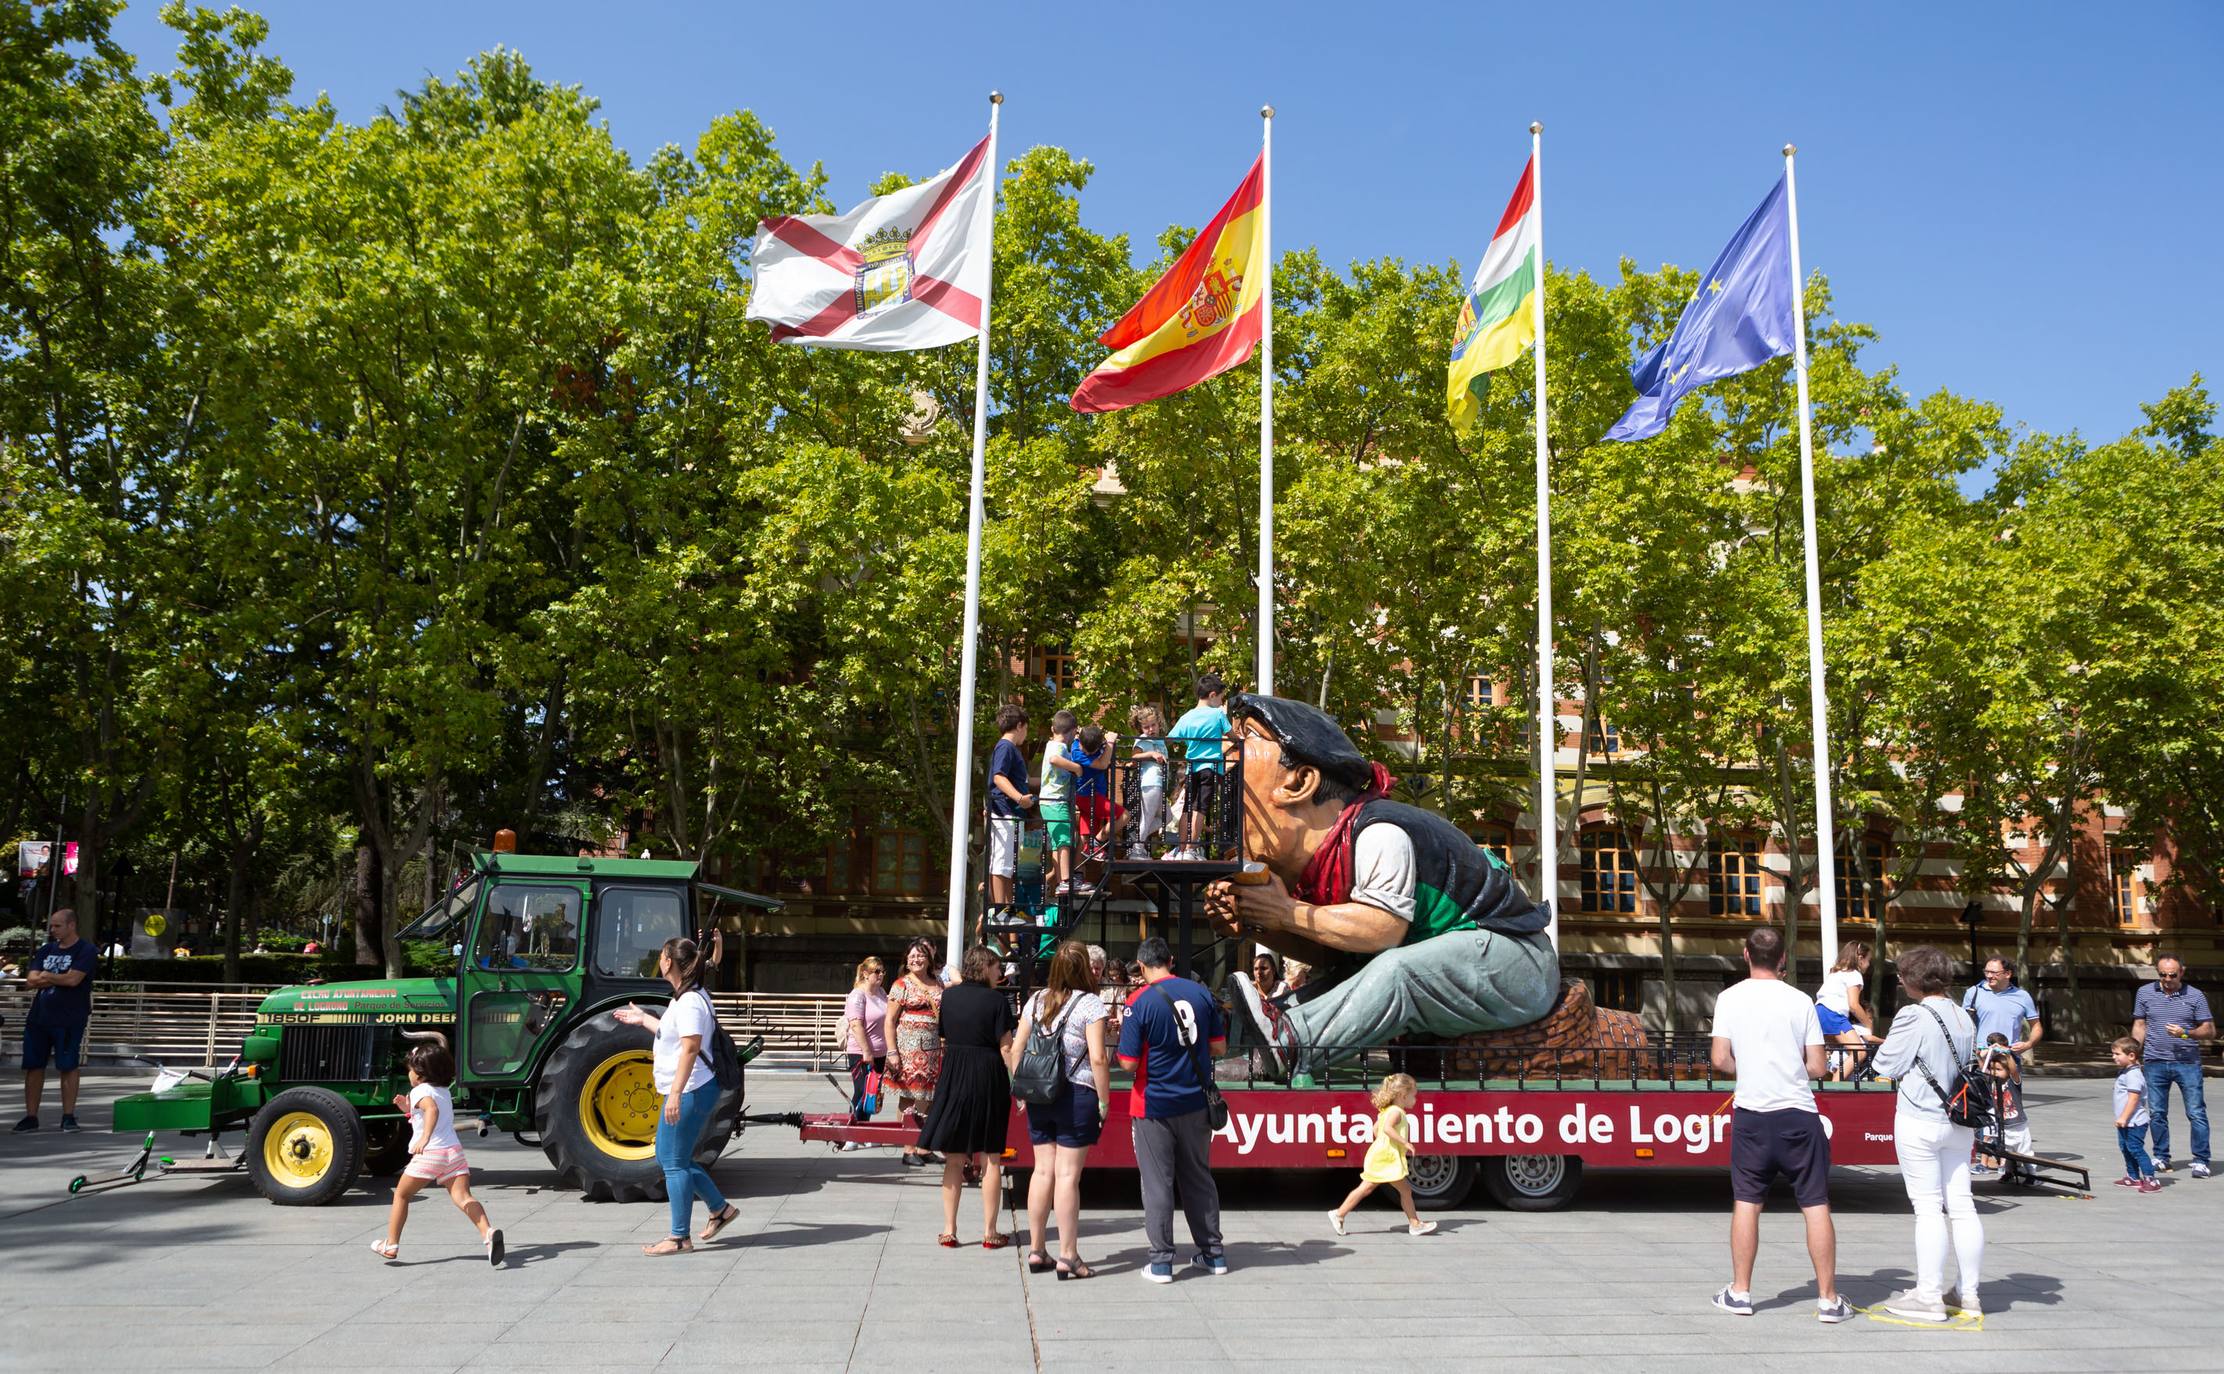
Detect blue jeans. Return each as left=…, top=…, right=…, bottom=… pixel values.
left=2118, top=1124, right=2155, bottom=1179
left=656, top=1082, right=728, bottom=1238
left=2145, top=1060, right=2210, bottom=1165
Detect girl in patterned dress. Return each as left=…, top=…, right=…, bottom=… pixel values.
left=882, top=937, right=946, bottom=1167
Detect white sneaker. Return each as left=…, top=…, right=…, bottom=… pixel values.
left=2192, top=1161, right=2212, bottom=1179
left=1328, top=1211, right=1346, bottom=1236
left=1949, top=1290, right=1981, bottom=1317
left=1407, top=1220, right=1437, bottom=1237
left=1883, top=1289, right=1950, bottom=1323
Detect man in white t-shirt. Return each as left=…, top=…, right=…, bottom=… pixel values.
left=1708, top=925, right=1850, bottom=1324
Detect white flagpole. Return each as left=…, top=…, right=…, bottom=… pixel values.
left=1529, top=122, right=1557, bottom=949
left=942, top=92, right=1002, bottom=978
left=1256, top=104, right=1276, bottom=698
left=1783, top=143, right=1838, bottom=974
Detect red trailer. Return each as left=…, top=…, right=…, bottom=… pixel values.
left=798, top=1056, right=1901, bottom=1210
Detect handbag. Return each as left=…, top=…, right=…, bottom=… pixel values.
left=1152, top=983, right=1229, bottom=1132
left=1909, top=1003, right=1995, bottom=1133
left=1010, top=993, right=1074, bottom=1106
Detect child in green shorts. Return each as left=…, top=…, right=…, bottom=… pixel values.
left=1039, top=709, right=1082, bottom=895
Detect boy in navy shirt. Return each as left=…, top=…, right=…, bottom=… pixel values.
left=1118, top=936, right=1227, bottom=1281
left=985, top=705, right=1034, bottom=909
left=16, top=907, right=96, bottom=1133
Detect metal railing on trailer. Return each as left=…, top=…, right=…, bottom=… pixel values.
left=0, top=984, right=864, bottom=1074
left=981, top=726, right=1249, bottom=1000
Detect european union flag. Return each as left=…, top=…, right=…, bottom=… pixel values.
left=1603, top=177, right=1797, bottom=443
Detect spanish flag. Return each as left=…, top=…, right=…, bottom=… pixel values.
left=1070, top=156, right=1266, bottom=413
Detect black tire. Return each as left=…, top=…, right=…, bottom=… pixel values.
left=246, top=1086, right=365, bottom=1206
left=1406, top=1155, right=1479, bottom=1211
left=361, top=1116, right=410, bottom=1176
left=1480, top=1153, right=1583, bottom=1211
left=535, top=1008, right=740, bottom=1202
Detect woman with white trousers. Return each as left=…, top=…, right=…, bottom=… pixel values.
left=1868, top=944, right=1984, bottom=1321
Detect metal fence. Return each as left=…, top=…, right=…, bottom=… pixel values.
left=0, top=984, right=858, bottom=1073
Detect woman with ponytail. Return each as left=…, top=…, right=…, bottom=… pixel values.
left=615, top=937, right=740, bottom=1254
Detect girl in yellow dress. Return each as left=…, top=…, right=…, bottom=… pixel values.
left=1328, top=1073, right=1437, bottom=1237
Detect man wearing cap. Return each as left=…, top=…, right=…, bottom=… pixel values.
left=1210, top=693, right=1558, bottom=1081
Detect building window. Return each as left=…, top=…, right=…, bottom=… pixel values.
left=1580, top=830, right=1637, bottom=913
left=1585, top=713, right=1619, bottom=754
left=871, top=829, right=930, bottom=898
left=1470, top=823, right=1512, bottom=872
left=1708, top=837, right=1763, bottom=917
left=1040, top=650, right=1076, bottom=696
left=2111, top=847, right=2139, bottom=926
left=1835, top=835, right=1887, bottom=923
left=1464, top=675, right=1492, bottom=712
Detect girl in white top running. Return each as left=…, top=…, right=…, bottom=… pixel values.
left=372, top=1042, right=503, bottom=1265
left=1815, top=941, right=1878, bottom=1079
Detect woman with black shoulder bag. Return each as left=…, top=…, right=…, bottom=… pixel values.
left=1868, top=944, right=1986, bottom=1322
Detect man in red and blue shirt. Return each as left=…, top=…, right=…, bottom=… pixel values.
left=1118, top=936, right=1226, bottom=1282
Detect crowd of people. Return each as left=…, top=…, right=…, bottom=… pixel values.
left=1718, top=928, right=2214, bottom=1326
left=6, top=895, right=2215, bottom=1302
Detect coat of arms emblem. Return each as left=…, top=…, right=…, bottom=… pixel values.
left=855, top=226, right=915, bottom=317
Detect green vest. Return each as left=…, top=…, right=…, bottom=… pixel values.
left=1350, top=800, right=1551, bottom=945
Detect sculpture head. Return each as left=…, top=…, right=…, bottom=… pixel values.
left=1227, top=692, right=1379, bottom=878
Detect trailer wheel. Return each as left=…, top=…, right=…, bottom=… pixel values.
left=1406, top=1154, right=1478, bottom=1210
left=1481, top=1153, right=1583, bottom=1211
left=246, top=1086, right=365, bottom=1206
left=362, top=1117, right=410, bottom=1176
left=536, top=1009, right=739, bottom=1202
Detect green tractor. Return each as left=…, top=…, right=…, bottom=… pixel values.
left=112, top=851, right=779, bottom=1205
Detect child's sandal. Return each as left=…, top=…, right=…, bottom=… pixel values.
left=369, top=1240, right=399, bottom=1260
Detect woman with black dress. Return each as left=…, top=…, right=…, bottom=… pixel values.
left=919, top=945, right=1015, bottom=1248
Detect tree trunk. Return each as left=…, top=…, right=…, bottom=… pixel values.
left=221, top=823, right=259, bottom=984
left=352, top=842, right=381, bottom=967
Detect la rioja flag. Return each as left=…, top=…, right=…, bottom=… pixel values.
left=746, top=136, right=993, bottom=351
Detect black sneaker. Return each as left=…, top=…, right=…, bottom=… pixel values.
left=11, top=1116, right=36, bottom=1134
left=58, top=1115, right=80, bottom=1133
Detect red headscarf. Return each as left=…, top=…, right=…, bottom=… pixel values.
left=1292, top=762, right=1397, bottom=905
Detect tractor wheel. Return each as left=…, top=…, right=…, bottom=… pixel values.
left=535, top=1009, right=739, bottom=1202
left=361, top=1116, right=411, bottom=1177
left=246, top=1086, right=365, bottom=1206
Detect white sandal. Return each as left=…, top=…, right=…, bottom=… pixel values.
left=370, top=1240, right=399, bottom=1260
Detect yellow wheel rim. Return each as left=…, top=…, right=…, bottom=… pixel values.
left=578, top=1051, right=658, bottom=1161
left=262, top=1110, right=335, bottom=1187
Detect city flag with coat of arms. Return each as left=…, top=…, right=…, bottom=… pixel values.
left=746, top=135, right=993, bottom=351
left=1069, top=156, right=1266, bottom=413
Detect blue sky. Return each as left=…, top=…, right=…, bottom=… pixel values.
left=112, top=1, right=2222, bottom=455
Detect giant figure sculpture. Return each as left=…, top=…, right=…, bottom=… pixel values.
left=1209, top=692, right=1561, bottom=1082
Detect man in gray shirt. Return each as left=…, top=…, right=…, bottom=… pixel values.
left=2131, top=955, right=2215, bottom=1177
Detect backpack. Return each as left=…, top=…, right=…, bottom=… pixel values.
left=692, top=989, right=744, bottom=1092
left=1908, top=1003, right=1995, bottom=1133
left=1010, top=993, right=1074, bottom=1106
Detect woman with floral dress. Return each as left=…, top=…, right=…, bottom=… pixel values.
left=882, top=937, right=946, bottom=1168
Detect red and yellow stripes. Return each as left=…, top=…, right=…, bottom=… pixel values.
left=1070, top=156, right=1266, bottom=414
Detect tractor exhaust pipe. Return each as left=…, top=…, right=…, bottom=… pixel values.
left=399, top=1030, right=451, bottom=1051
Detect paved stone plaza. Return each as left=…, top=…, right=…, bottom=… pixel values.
left=1, top=1071, right=2213, bottom=1372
